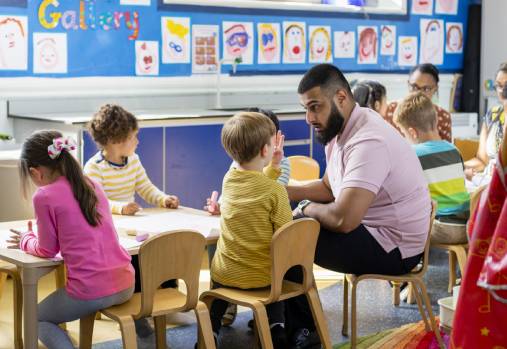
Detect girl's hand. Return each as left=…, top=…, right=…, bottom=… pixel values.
left=122, top=202, right=141, bottom=215
left=271, top=131, right=285, bottom=169
left=7, top=221, right=32, bottom=249
left=165, top=195, right=179, bottom=209
left=204, top=197, right=221, bottom=215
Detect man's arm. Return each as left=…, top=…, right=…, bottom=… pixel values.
left=287, top=172, right=335, bottom=203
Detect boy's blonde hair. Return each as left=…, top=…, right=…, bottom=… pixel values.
left=393, top=92, right=437, bottom=133
left=221, top=112, right=276, bottom=164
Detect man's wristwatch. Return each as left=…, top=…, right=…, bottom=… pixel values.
left=297, top=200, right=312, bottom=216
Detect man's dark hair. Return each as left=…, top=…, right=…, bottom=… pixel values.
left=297, top=64, right=352, bottom=97
left=409, top=63, right=440, bottom=84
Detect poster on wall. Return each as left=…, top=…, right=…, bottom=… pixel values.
left=161, top=17, right=190, bottom=64
left=357, top=26, right=377, bottom=64
left=33, top=33, right=67, bottom=74
left=308, top=26, right=332, bottom=63
left=411, top=0, right=434, bottom=15
left=120, top=0, right=150, bottom=5
left=192, top=25, right=219, bottom=74
left=446, top=22, right=463, bottom=53
left=398, top=36, right=418, bottom=66
left=257, top=23, right=281, bottom=64
left=282, top=21, right=306, bottom=64
left=435, top=0, right=458, bottom=15
left=0, top=16, right=27, bottom=70
left=333, top=31, right=355, bottom=59
left=380, top=25, right=396, bottom=56
left=135, top=41, right=159, bottom=76
left=419, top=19, right=444, bottom=65
left=222, top=21, right=253, bottom=65
left=0, top=0, right=26, bottom=7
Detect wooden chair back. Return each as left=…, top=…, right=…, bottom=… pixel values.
left=268, top=218, right=320, bottom=303
left=136, top=230, right=205, bottom=318
left=470, top=185, right=487, bottom=217
left=287, top=156, right=320, bottom=181
left=413, top=201, right=437, bottom=277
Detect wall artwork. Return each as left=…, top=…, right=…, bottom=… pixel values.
left=0, top=16, right=27, bottom=70
left=398, top=36, right=418, bottom=66
left=135, top=40, right=158, bottom=76
left=257, top=23, right=281, bottom=64
left=33, top=32, right=67, bottom=74
left=435, top=0, right=458, bottom=15
left=357, top=26, right=377, bottom=64
left=282, top=21, right=306, bottom=64
left=380, top=25, right=396, bottom=56
left=446, top=22, right=463, bottom=54
left=411, top=0, right=434, bottom=15
left=223, top=21, right=253, bottom=65
left=161, top=17, right=190, bottom=64
left=120, top=0, right=150, bottom=5
left=308, top=25, right=332, bottom=63
left=333, top=31, right=355, bottom=59
left=192, top=24, right=219, bottom=74
left=0, top=0, right=26, bottom=7
left=419, top=19, right=444, bottom=65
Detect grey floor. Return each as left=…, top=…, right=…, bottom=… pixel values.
left=93, top=248, right=452, bottom=349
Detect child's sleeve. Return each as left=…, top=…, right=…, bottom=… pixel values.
left=263, top=164, right=282, bottom=181
left=20, top=191, right=59, bottom=258
left=134, top=157, right=169, bottom=207
left=270, top=185, right=293, bottom=233
left=277, top=157, right=291, bottom=186
left=84, top=161, right=125, bottom=214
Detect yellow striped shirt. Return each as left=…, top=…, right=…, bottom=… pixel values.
left=84, top=152, right=168, bottom=214
left=211, top=168, right=293, bottom=289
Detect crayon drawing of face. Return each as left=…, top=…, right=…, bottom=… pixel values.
left=413, top=0, right=432, bottom=13
left=399, top=37, right=417, bottom=65
left=310, top=28, right=331, bottom=62
left=381, top=26, right=394, bottom=50
left=285, top=24, right=305, bottom=60
left=339, top=31, right=353, bottom=53
left=137, top=42, right=156, bottom=74
left=0, top=17, right=25, bottom=69
left=225, top=24, right=249, bottom=58
left=437, top=0, right=456, bottom=13
left=259, top=24, right=277, bottom=62
left=166, top=20, right=189, bottom=60
left=422, top=20, right=442, bottom=62
left=359, top=28, right=376, bottom=62
left=447, top=25, right=463, bottom=53
left=38, top=38, right=58, bottom=69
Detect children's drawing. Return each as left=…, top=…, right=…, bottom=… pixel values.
left=398, top=36, right=418, bottom=66
left=0, top=0, right=27, bottom=7
left=446, top=22, right=463, bottom=54
left=257, top=23, right=280, bottom=64
left=192, top=24, right=219, bottom=74
left=309, top=26, right=332, bottom=63
left=161, top=17, right=190, bottom=64
left=0, top=16, right=27, bottom=70
left=357, top=26, right=377, bottom=64
left=333, top=31, right=355, bottom=59
left=135, top=41, right=158, bottom=76
left=282, top=21, right=306, bottom=64
left=120, top=0, right=150, bottom=5
left=435, top=0, right=458, bottom=15
left=33, top=33, right=67, bottom=74
left=419, top=19, right=444, bottom=65
left=222, top=22, right=253, bottom=65
left=411, top=0, right=434, bottom=15
left=380, top=25, right=396, bottom=56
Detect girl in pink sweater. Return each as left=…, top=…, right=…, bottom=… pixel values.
left=8, top=130, right=135, bottom=349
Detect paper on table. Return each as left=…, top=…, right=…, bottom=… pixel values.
left=118, top=237, right=143, bottom=250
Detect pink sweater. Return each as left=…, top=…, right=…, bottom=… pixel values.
left=20, top=176, right=134, bottom=300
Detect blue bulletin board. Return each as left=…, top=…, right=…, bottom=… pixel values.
left=0, top=0, right=471, bottom=77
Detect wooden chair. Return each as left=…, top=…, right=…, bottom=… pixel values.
left=432, top=243, right=468, bottom=292
left=287, top=156, right=320, bottom=181
left=79, top=230, right=216, bottom=349
left=0, top=261, right=22, bottom=349
left=200, top=218, right=332, bottom=349
left=342, top=201, right=444, bottom=349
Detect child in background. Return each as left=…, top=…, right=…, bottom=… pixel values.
left=7, top=131, right=134, bottom=349
left=394, top=92, right=470, bottom=244
left=209, top=112, right=292, bottom=347
left=352, top=80, right=388, bottom=118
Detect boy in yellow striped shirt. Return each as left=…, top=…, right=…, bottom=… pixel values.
left=210, top=112, right=292, bottom=348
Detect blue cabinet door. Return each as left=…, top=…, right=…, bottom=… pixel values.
left=312, top=131, right=326, bottom=177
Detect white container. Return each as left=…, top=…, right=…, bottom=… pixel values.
left=438, top=296, right=456, bottom=329
left=453, top=285, right=461, bottom=307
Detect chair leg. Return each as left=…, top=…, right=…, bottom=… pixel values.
left=410, top=281, right=430, bottom=331
left=453, top=246, right=468, bottom=280
left=251, top=302, right=273, bottom=349
left=0, top=272, right=7, bottom=300
left=11, top=271, right=23, bottom=349
left=118, top=317, right=138, bottom=349
left=95, top=313, right=102, bottom=320
left=194, top=301, right=216, bottom=349
left=55, top=265, right=68, bottom=331
left=406, top=284, right=416, bottom=304
left=350, top=280, right=358, bottom=349
left=154, top=315, right=167, bottom=349
left=392, top=281, right=401, bottom=306
left=79, top=312, right=96, bottom=349
left=448, top=250, right=457, bottom=293
left=342, top=275, right=349, bottom=336
left=414, top=279, right=445, bottom=349
left=306, top=287, right=332, bottom=349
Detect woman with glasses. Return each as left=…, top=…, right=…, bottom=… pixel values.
left=464, top=62, right=507, bottom=183
left=382, top=63, right=452, bottom=141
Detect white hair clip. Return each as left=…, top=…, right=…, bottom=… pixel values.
left=48, top=137, right=77, bottom=160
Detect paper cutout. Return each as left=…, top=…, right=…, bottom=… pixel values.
left=135, top=40, right=158, bottom=76
left=333, top=31, right=355, bottom=59
left=222, top=21, right=253, bottom=65
left=435, top=0, right=458, bottom=15
left=120, top=0, right=150, bottom=5
left=420, top=19, right=444, bottom=65
left=309, top=25, right=332, bottom=63
left=0, top=16, right=27, bottom=70
left=357, top=26, right=377, bottom=64
left=411, top=0, right=434, bottom=15
left=283, top=21, right=306, bottom=64
left=192, top=24, right=219, bottom=74
left=380, top=25, right=396, bottom=56
left=33, top=33, right=67, bottom=74
left=161, top=17, right=190, bottom=64
left=446, top=22, right=463, bottom=54
left=257, top=23, right=281, bottom=64
left=398, top=36, right=418, bottom=66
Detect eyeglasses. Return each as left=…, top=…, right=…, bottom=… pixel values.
left=261, top=32, right=274, bottom=46
left=226, top=32, right=249, bottom=48
left=408, top=82, right=436, bottom=93
left=169, top=41, right=183, bottom=53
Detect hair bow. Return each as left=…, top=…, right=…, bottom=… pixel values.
left=48, top=137, right=77, bottom=159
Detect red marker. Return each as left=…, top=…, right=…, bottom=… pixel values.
left=208, top=190, right=219, bottom=213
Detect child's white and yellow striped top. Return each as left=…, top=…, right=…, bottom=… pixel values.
left=84, top=152, right=168, bottom=214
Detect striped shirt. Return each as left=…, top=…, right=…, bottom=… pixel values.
left=231, top=156, right=291, bottom=185
left=414, top=141, right=470, bottom=216
left=84, top=152, right=168, bottom=215
left=211, top=168, right=293, bottom=289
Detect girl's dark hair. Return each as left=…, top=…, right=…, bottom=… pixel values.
left=19, top=130, right=101, bottom=227
left=244, top=107, right=280, bottom=131
left=409, top=63, right=440, bottom=84
left=352, top=80, right=387, bottom=110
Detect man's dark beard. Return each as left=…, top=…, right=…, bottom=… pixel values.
left=315, top=102, right=345, bottom=145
